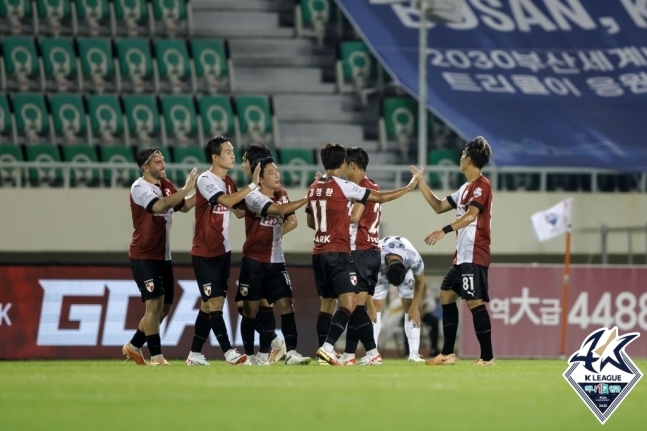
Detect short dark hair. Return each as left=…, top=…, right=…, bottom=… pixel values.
left=205, top=136, right=230, bottom=163
left=345, top=147, right=369, bottom=171
left=136, top=146, right=162, bottom=168
left=464, top=136, right=491, bottom=169
left=385, top=261, right=407, bottom=286
left=320, top=142, right=346, bottom=170
left=251, top=157, right=275, bottom=180
left=243, top=143, right=271, bottom=167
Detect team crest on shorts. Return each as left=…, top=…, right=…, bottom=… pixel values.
left=203, top=283, right=212, bottom=296
left=239, top=285, right=248, bottom=296
left=350, top=275, right=357, bottom=286
left=144, top=279, right=155, bottom=292
left=563, top=326, right=642, bottom=424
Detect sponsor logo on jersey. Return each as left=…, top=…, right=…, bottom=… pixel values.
left=203, top=283, right=211, bottom=296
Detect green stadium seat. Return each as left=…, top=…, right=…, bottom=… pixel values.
left=336, top=41, right=378, bottom=95
left=151, top=0, right=189, bottom=38
left=12, top=93, right=51, bottom=145
left=279, top=148, right=315, bottom=186
left=25, top=144, right=62, bottom=185
left=159, top=95, right=197, bottom=147
left=78, top=38, right=116, bottom=93
left=113, top=0, right=151, bottom=37
left=378, top=97, right=417, bottom=152
left=173, top=146, right=204, bottom=184
left=75, top=0, right=111, bottom=36
left=49, top=94, right=89, bottom=146
left=153, top=39, right=193, bottom=94
left=197, top=95, right=238, bottom=144
left=99, top=145, right=137, bottom=186
left=0, top=144, right=24, bottom=185
left=122, top=94, right=160, bottom=146
left=35, top=0, right=73, bottom=36
left=1, top=36, right=43, bottom=91
left=0, top=94, right=13, bottom=144
left=40, top=37, right=81, bottom=92
left=428, top=148, right=460, bottom=189
left=190, top=39, right=231, bottom=94
left=234, top=95, right=277, bottom=148
left=296, top=0, right=336, bottom=47
left=62, top=145, right=100, bottom=185
left=0, top=0, right=36, bottom=35
left=86, top=94, right=126, bottom=146
left=115, top=38, right=155, bottom=93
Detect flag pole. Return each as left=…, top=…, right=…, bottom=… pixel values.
left=559, top=229, right=572, bottom=358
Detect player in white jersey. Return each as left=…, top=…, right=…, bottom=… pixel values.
left=372, top=236, right=426, bottom=363
left=419, top=137, right=495, bottom=366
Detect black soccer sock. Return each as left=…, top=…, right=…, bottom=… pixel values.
left=129, top=329, right=146, bottom=349
left=471, top=304, right=494, bottom=361
left=316, top=312, right=332, bottom=347
left=441, top=302, right=459, bottom=355
left=281, top=313, right=298, bottom=352
left=254, top=309, right=278, bottom=341
left=209, top=311, right=232, bottom=353
left=240, top=316, right=256, bottom=356
left=146, top=334, right=161, bottom=357
left=355, top=305, right=376, bottom=352
left=190, top=310, right=210, bottom=353
left=325, top=307, right=351, bottom=346
left=258, top=306, right=275, bottom=354
left=344, top=308, right=360, bottom=354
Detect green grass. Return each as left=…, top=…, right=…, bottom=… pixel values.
left=0, top=359, right=645, bottom=430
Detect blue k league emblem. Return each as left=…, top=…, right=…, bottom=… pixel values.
left=563, top=327, right=642, bottom=424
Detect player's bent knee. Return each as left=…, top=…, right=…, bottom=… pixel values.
left=275, top=297, right=294, bottom=315
left=206, top=296, right=225, bottom=312
left=243, top=300, right=260, bottom=317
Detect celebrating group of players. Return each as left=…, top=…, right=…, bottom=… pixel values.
left=123, top=135, right=496, bottom=367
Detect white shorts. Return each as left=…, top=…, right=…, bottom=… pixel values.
left=373, top=269, right=414, bottom=300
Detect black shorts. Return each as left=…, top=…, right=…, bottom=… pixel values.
left=312, top=252, right=358, bottom=299
left=162, top=260, right=175, bottom=304
left=351, top=249, right=380, bottom=295
left=440, top=263, right=489, bottom=302
left=192, top=252, right=231, bottom=302
left=130, top=258, right=165, bottom=302
left=236, top=257, right=293, bottom=304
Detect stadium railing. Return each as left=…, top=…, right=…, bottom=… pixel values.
left=579, top=224, right=647, bottom=264
left=3, top=161, right=646, bottom=192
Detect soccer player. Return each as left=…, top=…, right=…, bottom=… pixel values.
left=238, top=157, right=311, bottom=365
left=191, top=136, right=261, bottom=365
left=338, top=147, right=383, bottom=366
left=371, top=236, right=426, bottom=363
left=307, top=142, right=423, bottom=366
left=123, top=147, right=198, bottom=366
left=419, top=136, right=495, bottom=366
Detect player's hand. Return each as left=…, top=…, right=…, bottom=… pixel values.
left=407, top=166, right=424, bottom=189
left=252, top=162, right=261, bottom=186
left=184, top=167, right=199, bottom=190
left=408, top=306, right=421, bottom=327
left=315, top=172, right=322, bottom=180
left=424, top=229, right=445, bottom=245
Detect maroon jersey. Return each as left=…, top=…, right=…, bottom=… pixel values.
left=351, top=177, right=381, bottom=251
left=191, top=171, right=238, bottom=258
left=448, top=175, right=492, bottom=267
left=129, top=177, right=183, bottom=260
left=242, top=189, right=290, bottom=263
left=306, top=176, right=370, bottom=254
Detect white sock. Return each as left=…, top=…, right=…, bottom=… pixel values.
left=366, top=348, right=378, bottom=357
left=271, top=336, right=283, bottom=348
left=189, top=351, right=201, bottom=357
left=256, top=352, right=269, bottom=361
left=373, top=312, right=382, bottom=345
left=323, top=342, right=334, bottom=353
left=151, top=354, right=162, bottom=360
left=129, top=343, right=141, bottom=352
left=340, top=352, right=354, bottom=361
left=404, top=313, right=420, bottom=356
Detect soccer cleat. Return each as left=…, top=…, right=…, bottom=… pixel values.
left=408, top=353, right=425, bottom=363
left=425, top=353, right=457, bottom=366
left=122, top=343, right=148, bottom=365
left=269, top=338, right=287, bottom=364
left=246, top=355, right=270, bottom=366
left=224, top=349, right=248, bottom=365
left=150, top=355, right=169, bottom=366
left=284, top=350, right=312, bottom=365
left=316, top=347, right=342, bottom=366
left=358, top=353, right=383, bottom=366
left=318, top=358, right=331, bottom=366
left=472, top=358, right=496, bottom=366
left=340, top=355, right=356, bottom=366
left=185, top=352, right=210, bottom=366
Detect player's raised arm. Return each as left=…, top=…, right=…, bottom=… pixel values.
left=365, top=166, right=424, bottom=204
left=282, top=214, right=298, bottom=236
left=151, top=167, right=198, bottom=214
left=265, top=197, right=307, bottom=216
left=417, top=172, right=454, bottom=214
left=215, top=163, right=261, bottom=208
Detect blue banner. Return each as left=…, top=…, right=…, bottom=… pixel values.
left=336, top=0, right=647, bottom=171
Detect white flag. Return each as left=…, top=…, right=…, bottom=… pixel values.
left=530, top=198, right=572, bottom=242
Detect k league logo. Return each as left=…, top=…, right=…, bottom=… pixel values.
left=563, top=327, right=642, bottom=424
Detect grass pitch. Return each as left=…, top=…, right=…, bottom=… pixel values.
left=1, top=359, right=645, bottom=431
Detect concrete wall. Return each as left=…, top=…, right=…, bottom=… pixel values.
left=1, top=189, right=646, bottom=256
